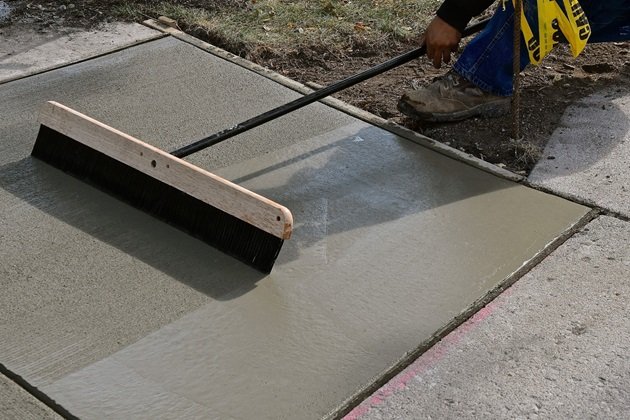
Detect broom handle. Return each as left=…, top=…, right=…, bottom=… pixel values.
left=171, top=18, right=488, bottom=158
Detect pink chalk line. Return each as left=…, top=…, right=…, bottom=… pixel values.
left=344, top=288, right=512, bottom=419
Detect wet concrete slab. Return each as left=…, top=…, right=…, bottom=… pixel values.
left=0, top=22, right=162, bottom=84
left=0, top=37, right=589, bottom=418
left=529, top=84, right=630, bottom=217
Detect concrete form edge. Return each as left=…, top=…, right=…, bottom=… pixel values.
left=142, top=19, right=524, bottom=183
left=0, top=362, right=78, bottom=419
left=524, top=180, right=630, bottom=222
left=324, top=208, right=600, bottom=419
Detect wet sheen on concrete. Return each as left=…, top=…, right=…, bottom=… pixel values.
left=0, top=37, right=589, bottom=418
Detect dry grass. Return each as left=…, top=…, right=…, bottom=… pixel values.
left=112, top=0, right=441, bottom=58
left=508, top=137, right=543, bottom=169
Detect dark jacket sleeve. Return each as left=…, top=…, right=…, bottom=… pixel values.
left=436, top=0, right=496, bottom=32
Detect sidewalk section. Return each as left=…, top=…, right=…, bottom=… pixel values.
left=529, top=83, right=630, bottom=218
left=0, top=22, right=162, bottom=84
left=348, top=215, right=630, bottom=419
left=0, top=36, right=589, bottom=419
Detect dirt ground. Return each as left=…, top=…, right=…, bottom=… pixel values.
left=4, top=0, right=629, bottom=174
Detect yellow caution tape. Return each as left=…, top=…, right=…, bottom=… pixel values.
left=515, top=0, right=591, bottom=65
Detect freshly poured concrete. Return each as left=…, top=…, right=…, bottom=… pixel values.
left=0, top=37, right=589, bottom=418
left=529, top=84, right=630, bottom=217
left=0, top=22, right=161, bottom=84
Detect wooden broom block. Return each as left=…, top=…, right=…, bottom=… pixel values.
left=38, top=101, right=293, bottom=240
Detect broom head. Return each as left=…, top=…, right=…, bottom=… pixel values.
left=31, top=101, right=292, bottom=273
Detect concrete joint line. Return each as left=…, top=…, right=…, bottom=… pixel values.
left=0, top=362, right=78, bottom=420
left=523, top=180, right=630, bottom=222
left=142, top=19, right=524, bottom=183
left=325, top=208, right=600, bottom=420
left=0, top=33, right=167, bottom=87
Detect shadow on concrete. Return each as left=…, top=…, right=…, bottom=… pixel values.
left=0, top=34, right=68, bottom=62
left=532, top=85, right=630, bottom=177
left=232, top=125, right=513, bottom=266
left=0, top=157, right=264, bottom=300
left=0, top=125, right=513, bottom=291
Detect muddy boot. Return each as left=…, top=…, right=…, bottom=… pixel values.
left=398, top=71, right=510, bottom=122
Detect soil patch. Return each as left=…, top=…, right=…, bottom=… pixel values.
left=5, top=0, right=629, bottom=174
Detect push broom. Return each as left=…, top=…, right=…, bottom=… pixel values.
left=31, top=19, right=487, bottom=273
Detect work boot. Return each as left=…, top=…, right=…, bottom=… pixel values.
left=398, top=71, right=510, bottom=122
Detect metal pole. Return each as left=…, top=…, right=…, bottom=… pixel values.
left=170, top=19, right=490, bottom=158
left=512, top=0, right=523, bottom=141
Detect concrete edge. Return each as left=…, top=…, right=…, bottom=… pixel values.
left=0, top=362, right=78, bottom=419
left=142, top=18, right=523, bottom=183
left=0, top=29, right=167, bottom=86
left=524, top=180, right=630, bottom=222
left=325, top=208, right=600, bottom=420
left=140, top=19, right=606, bottom=418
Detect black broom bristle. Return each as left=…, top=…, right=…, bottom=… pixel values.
left=32, top=125, right=284, bottom=273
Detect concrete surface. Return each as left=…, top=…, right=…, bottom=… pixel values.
left=0, top=22, right=161, bottom=84
left=0, top=36, right=589, bottom=418
left=349, top=81, right=630, bottom=419
left=529, top=83, right=630, bottom=217
left=0, top=372, right=61, bottom=419
left=348, top=215, right=630, bottom=420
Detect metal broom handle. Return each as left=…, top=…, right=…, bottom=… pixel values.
left=171, top=18, right=489, bottom=159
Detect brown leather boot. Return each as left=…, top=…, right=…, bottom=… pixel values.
left=398, top=71, right=510, bottom=122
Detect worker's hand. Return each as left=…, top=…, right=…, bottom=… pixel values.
left=422, top=16, right=462, bottom=69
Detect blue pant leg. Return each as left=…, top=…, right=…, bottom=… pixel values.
left=579, top=0, right=630, bottom=43
left=454, top=0, right=630, bottom=96
left=453, top=0, right=535, bottom=96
